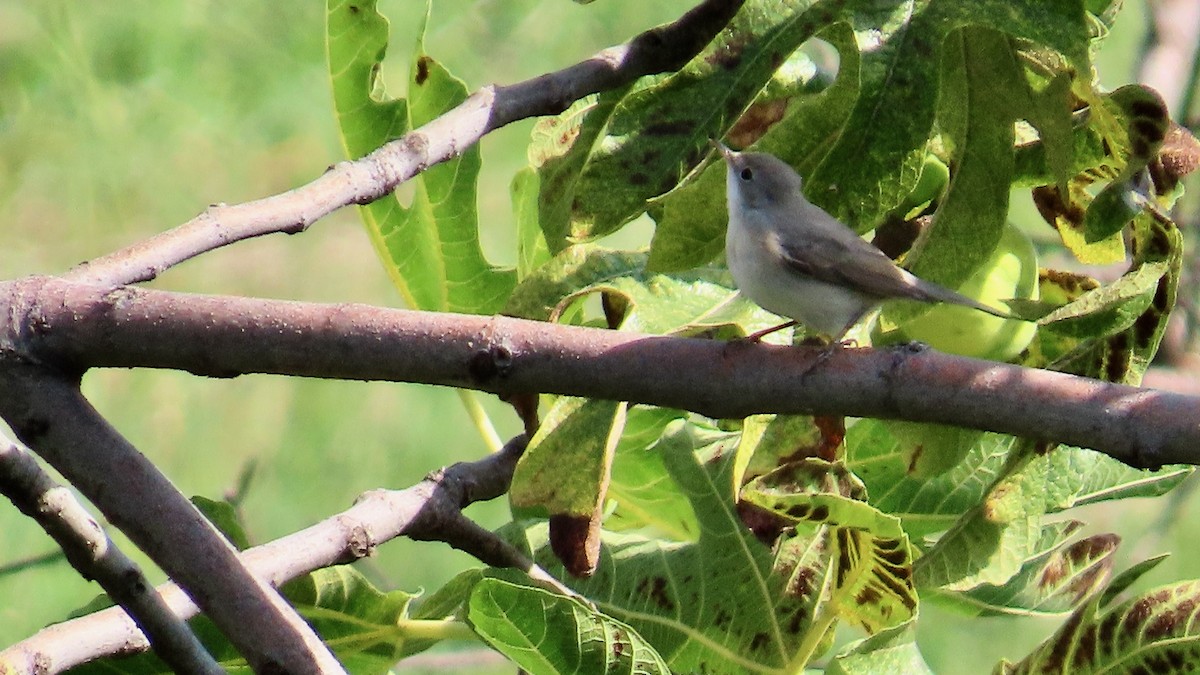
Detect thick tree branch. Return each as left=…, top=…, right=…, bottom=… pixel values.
left=0, top=440, right=222, bottom=675
left=2, top=435, right=535, bottom=674
left=6, top=276, right=1199, bottom=469
left=0, top=366, right=346, bottom=675
left=62, top=0, right=744, bottom=289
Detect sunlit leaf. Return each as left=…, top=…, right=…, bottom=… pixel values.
left=326, top=0, right=515, bottom=312
left=744, top=460, right=918, bottom=633
left=468, top=576, right=670, bottom=675
left=927, top=527, right=1120, bottom=616
left=1003, top=580, right=1200, bottom=674
left=517, top=423, right=829, bottom=672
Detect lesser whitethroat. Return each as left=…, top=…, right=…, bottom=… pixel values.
left=713, top=141, right=1012, bottom=343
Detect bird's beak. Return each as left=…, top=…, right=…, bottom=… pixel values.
left=709, top=139, right=733, bottom=160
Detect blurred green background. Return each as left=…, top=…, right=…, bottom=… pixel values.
left=0, top=1, right=1195, bottom=673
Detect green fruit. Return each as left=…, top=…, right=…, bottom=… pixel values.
left=889, top=420, right=982, bottom=478
left=887, top=223, right=1039, bottom=361
left=897, top=155, right=950, bottom=218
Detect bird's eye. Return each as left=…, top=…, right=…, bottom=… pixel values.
left=740, top=167, right=753, bottom=181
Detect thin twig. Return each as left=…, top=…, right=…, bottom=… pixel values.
left=1, top=435, right=536, bottom=674
left=62, top=0, right=745, bottom=289
left=0, top=440, right=222, bottom=675
left=0, top=366, right=346, bottom=675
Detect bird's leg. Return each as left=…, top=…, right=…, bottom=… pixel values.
left=806, top=338, right=842, bottom=371
left=832, top=315, right=863, bottom=347
left=743, top=320, right=798, bottom=343
left=799, top=316, right=865, bottom=372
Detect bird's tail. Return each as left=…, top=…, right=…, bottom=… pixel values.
left=916, top=282, right=1016, bottom=320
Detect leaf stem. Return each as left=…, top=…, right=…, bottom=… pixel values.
left=396, top=618, right=479, bottom=642
left=787, top=603, right=838, bottom=673
left=458, top=389, right=502, bottom=452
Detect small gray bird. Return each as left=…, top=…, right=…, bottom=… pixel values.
left=714, top=142, right=1011, bottom=343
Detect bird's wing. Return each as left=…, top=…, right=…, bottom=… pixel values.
left=772, top=220, right=1013, bottom=319
left=770, top=227, right=919, bottom=301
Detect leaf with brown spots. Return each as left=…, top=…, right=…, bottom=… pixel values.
left=733, top=413, right=847, bottom=489
left=926, top=526, right=1123, bottom=617
left=743, top=459, right=917, bottom=633
left=1005, top=580, right=1200, bottom=674
left=511, top=425, right=831, bottom=673
left=1082, top=86, right=1169, bottom=244
left=566, top=0, right=832, bottom=244
left=511, top=397, right=625, bottom=577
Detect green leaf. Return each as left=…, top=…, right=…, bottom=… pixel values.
left=911, top=504, right=1043, bottom=592
left=1085, top=0, right=1124, bottom=32
left=652, top=1, right=1089, bottom=276
left=1023, top=71, right=1076, bottom=196
left=566, top=0, right=828, bottom=243
left=1004, top=580, right=1200, bottom=674
left=504, top=246, right=649, bottom=322
left=800, top=2, right=1078, bottom=228
left=645, top=164, right=729, bottom=273
left=531, top=91, right=631, bottom=253
left=801, top=11, right=941, bottom=227
left=191, top=495, right=251, bottom=551
left=845, top=420, right=1187, bottom=547
left=886, top=421, right=983, bottom=479
left=743, top=460, right=919, bottom=633
left=895, top=27, right=1019, bottom=308
left=1039, top=261, right=1168, bottom=339
left=827, top=618, right=933, bottom=675
left=401, top=568, right=488, bottom=658
left=908, top=435, right=1185, bottom=592
left=512, top=167, right=552, bottom=280
left=467, top=576, right=670, bottom=675
left=518, top=422, right=827, bottom=672
left=845, top=423, right=1023, bottom=540
left=647, top=21, right=862, bottom=273
left=598, top=267, right=772, bottom=335
left=927, top=528, right=1119, bottom=616
left=1098, top=554, right=1169, bottom=607
left=1035, top=447, right=1188, bottom=510
left=1082, top=180, right=1142, bottom=244
left=283, top=567, right=428, bottom=673
left=503, top=246, right=783, bottom=337
left=1013, top=123, right=1108, bottom=189
left=1054, top=194, right=1129, bottom=265
left=325, top=0, right=515, bottom=312
left=905, top=441, right=1054, bottom=592
left=68, top=567, right=431, bottom=675
left=511, top=397, right=625, bottom=518
left=605, top=407, right=698, bottom=541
